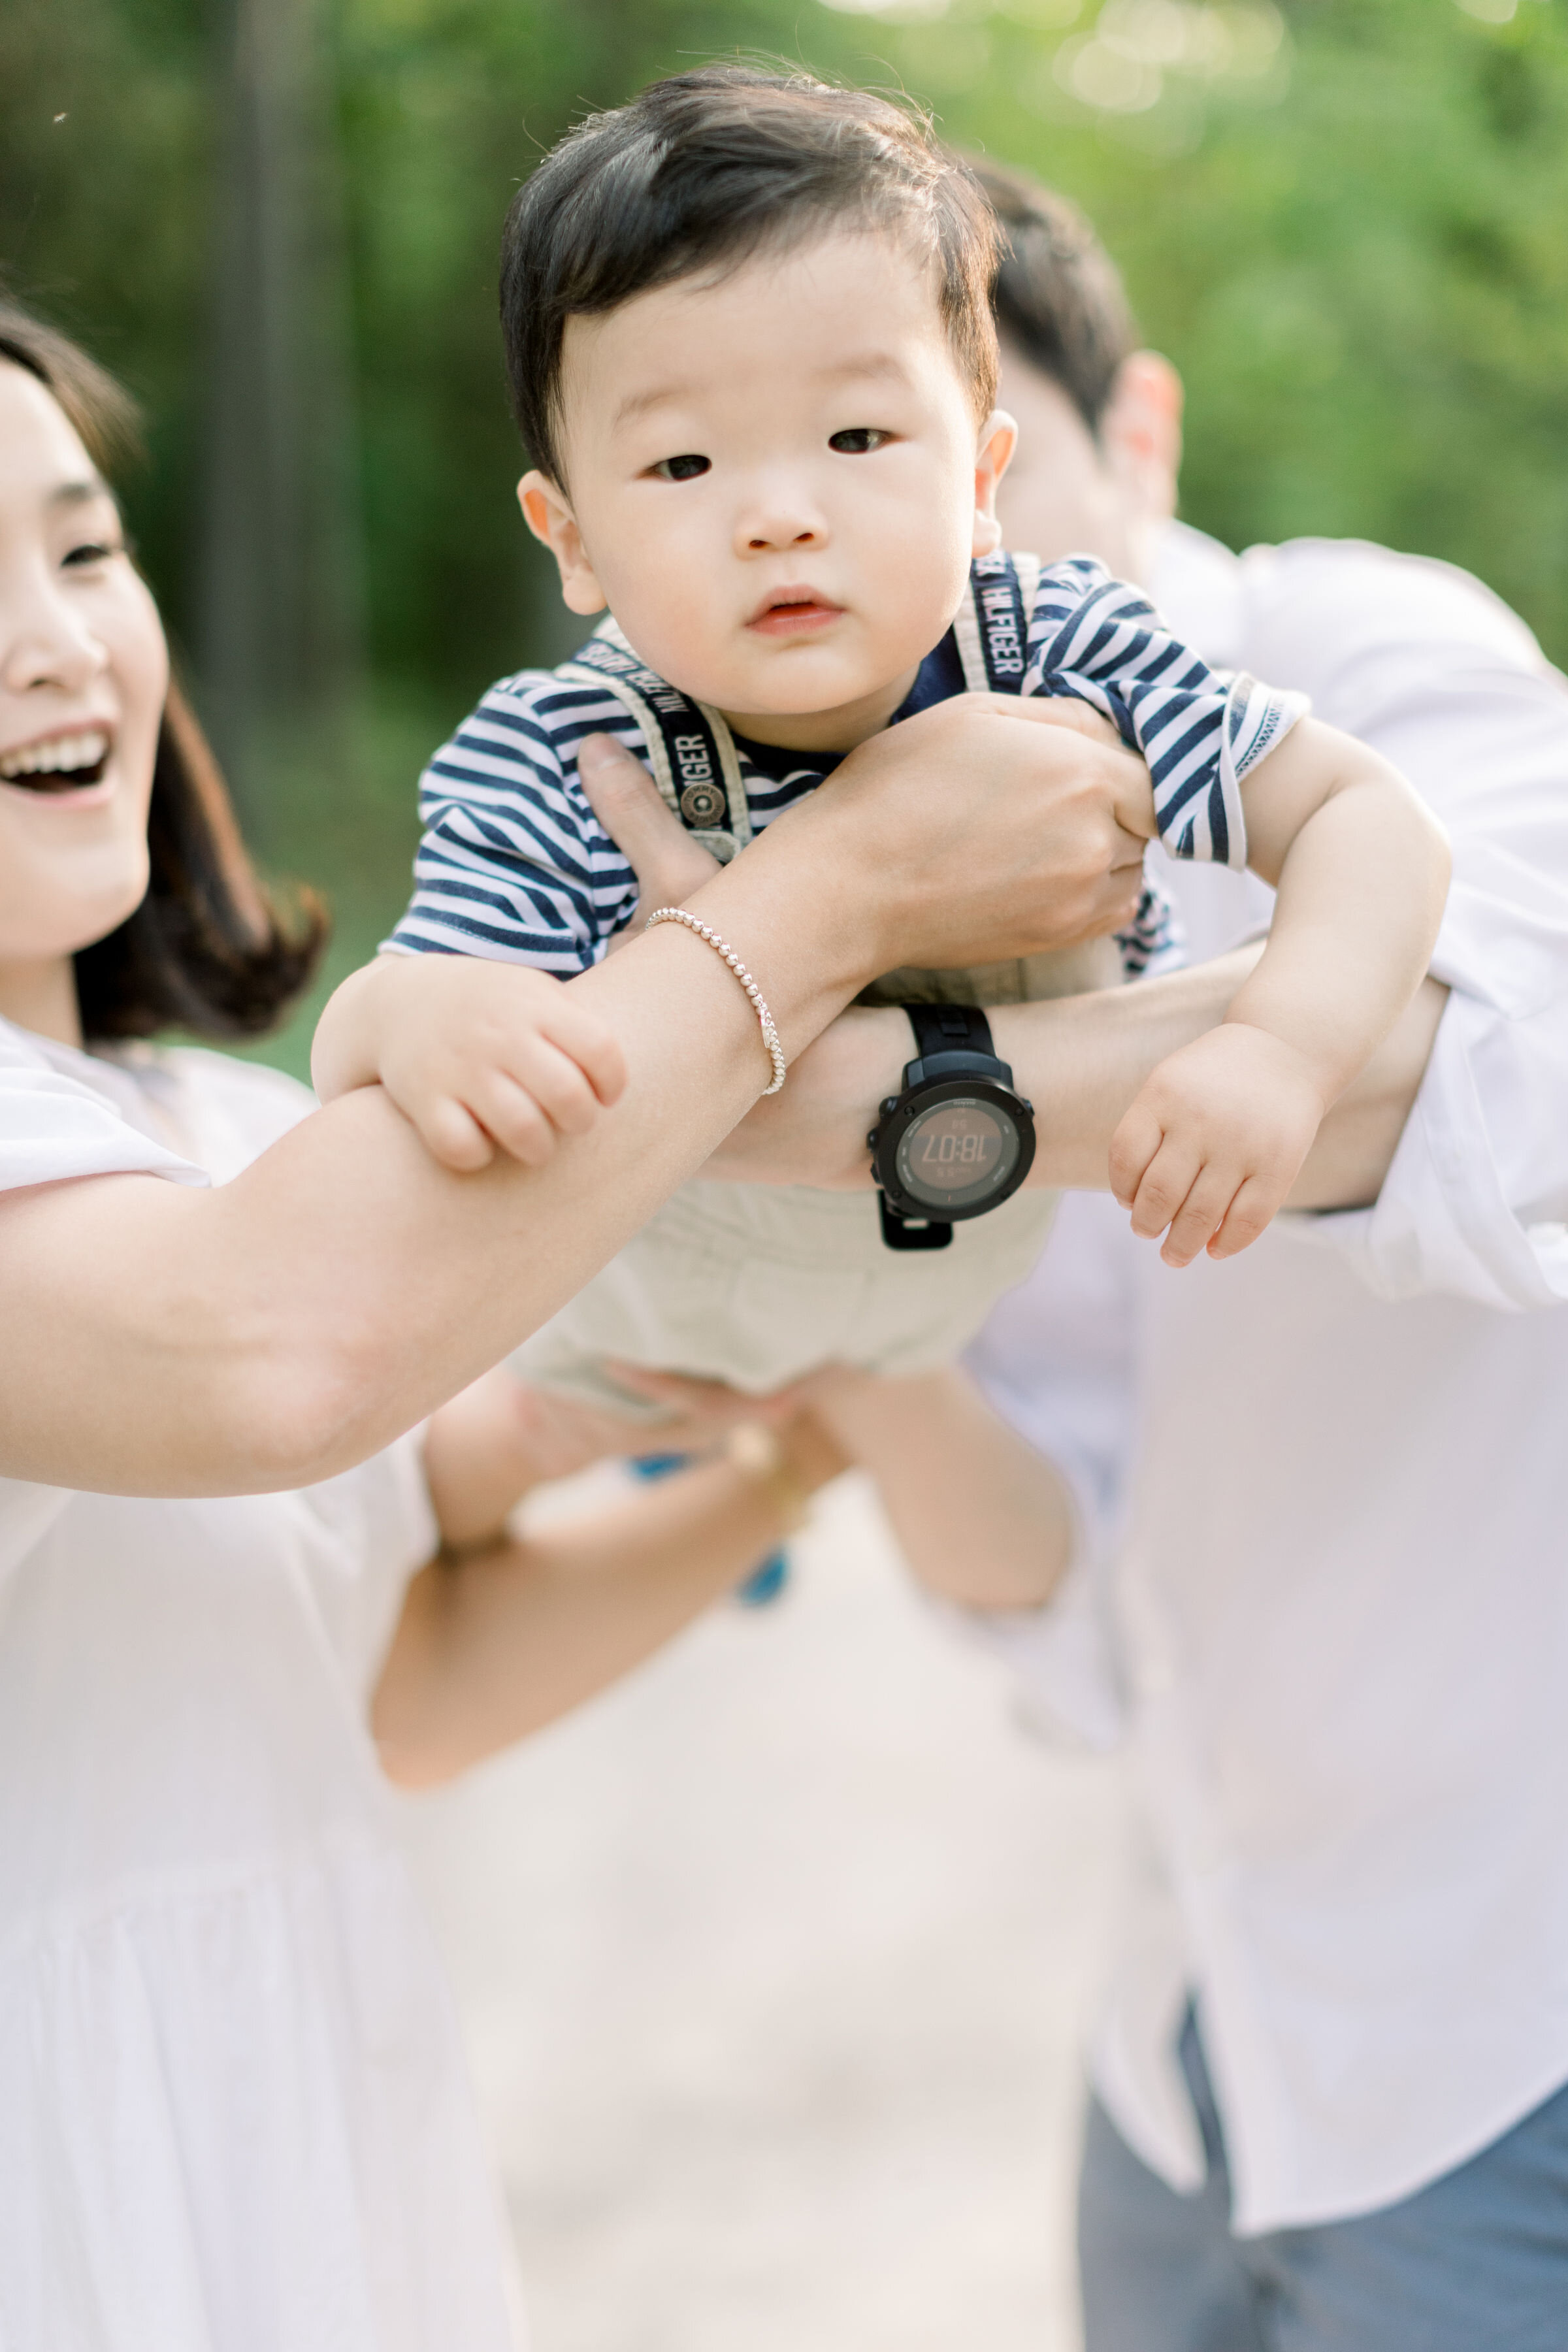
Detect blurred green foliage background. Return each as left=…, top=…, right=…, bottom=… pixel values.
left=5, top=0, right=1567, bottom=1073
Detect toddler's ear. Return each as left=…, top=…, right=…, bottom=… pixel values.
left=972, top=410, right=1018, bottom=559
left=518, top=472, right=607, bottom=615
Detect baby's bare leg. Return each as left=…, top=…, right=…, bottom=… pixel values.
left=805, top=1364, right=1075, bottom=1614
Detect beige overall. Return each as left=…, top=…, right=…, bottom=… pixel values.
left=510, top=566, right=1122, bottom=1416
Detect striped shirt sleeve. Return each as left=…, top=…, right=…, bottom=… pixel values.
left=1026, top=557, right=1308, bottom=872
left=385, top=672, right=647, bottom=971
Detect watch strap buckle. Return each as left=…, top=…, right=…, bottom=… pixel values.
left=877, top=1193, right=953, bottom=1251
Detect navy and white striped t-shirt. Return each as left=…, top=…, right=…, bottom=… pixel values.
left=387, top=554, right=1305, bottom=977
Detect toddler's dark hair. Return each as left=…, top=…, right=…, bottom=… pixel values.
left=501, top=67, right=1003, bottom=484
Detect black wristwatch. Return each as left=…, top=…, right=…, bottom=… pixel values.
left=868, top=1004, right=1036, bottom=1252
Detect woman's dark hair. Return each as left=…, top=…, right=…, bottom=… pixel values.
left=0, top=298, right=327, bottom=1042
left=965, top=159, right=1137, bottom=436
left=501, top=66, right=1003, bottom=485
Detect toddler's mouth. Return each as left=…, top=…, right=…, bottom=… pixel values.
left=0, top=727, right=112, bottom=795
left=746, top=587, right=845, bottom=639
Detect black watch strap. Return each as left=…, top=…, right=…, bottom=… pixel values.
left=904, top=1002, right=998, bottom=1065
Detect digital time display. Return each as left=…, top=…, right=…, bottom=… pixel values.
left=894, top=1095, right=1020, bottom=1210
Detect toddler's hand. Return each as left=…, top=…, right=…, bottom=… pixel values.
left=1107, top=1023, right=1327, bottom=1267
left=314, top=954, right=627, bottom=1173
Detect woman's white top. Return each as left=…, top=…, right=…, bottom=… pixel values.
left=0, top=1024, right=520, bottom=2350
left=969, top=525, right=1568, bottom=2236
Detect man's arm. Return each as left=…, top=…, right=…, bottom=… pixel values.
left=1239, top=543, right=1568, bottom=1305
left=707, top=955, right=1450, bottom=1212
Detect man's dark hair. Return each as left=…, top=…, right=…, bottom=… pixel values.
left=0, top=298, right=327, bottom=1043
left=966, top=159, right=1137, bottom=434
left=500, top=67, right=1003, bottom=484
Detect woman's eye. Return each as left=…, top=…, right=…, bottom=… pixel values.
left=828, top=428, right=892, bottom=455
left=62, top=540, right=118, bottom=568
left=651, top=453, right=711, bottom=482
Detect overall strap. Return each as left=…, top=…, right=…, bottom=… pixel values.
left=952, top=551, right=1041, bottom=696
left=557, top=617, right=752, bottom=862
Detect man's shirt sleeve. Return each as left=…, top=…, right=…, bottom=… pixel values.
left=385, top=674, right=640, bottom=970
left=1245, top=546, right=1568, bottom=1311
left=1027, top=555, right=1308, bottom=872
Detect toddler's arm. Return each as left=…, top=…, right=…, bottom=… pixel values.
left=312, top=951, right=627, bottom=1172
left=1109, top=717, right=1450, bottom=1264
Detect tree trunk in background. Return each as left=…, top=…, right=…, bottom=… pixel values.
left=197, top=0, right=362, bottom=823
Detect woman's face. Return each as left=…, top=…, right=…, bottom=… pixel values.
left=0, top=361, right=168, bottom=980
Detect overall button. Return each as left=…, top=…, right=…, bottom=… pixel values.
left=680, top=780, right=726, bottom=825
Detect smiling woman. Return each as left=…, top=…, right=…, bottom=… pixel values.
left=0, top=308, right=324, bottom=1049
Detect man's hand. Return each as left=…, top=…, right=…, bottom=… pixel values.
left=1108, top=1021, right=1328, bottom=1267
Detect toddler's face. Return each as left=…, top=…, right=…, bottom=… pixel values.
left=521, top=231, right=1014, bottom=753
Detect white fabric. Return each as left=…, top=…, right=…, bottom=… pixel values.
left=510, top=1174, right=1063, bottom=1414
left=966, top=525, right=1568, bottom=2235
left=0, top=1021, right=521, bottom=2351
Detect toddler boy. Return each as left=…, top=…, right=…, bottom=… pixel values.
left=314, top=68, right=1448, bottom=1416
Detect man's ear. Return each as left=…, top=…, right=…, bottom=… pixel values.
left=972, top=409, right=1019, bottom=558
left=1098, top=353, right=1183, bottom=525
left=518, top=471, right=607, bottom=615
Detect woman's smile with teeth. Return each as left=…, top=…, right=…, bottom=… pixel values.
left=0, top=729, right=112, bottom=789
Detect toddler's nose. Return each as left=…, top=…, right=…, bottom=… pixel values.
left=735, top=483, right=828, bottom=556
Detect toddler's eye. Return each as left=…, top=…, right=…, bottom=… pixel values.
left=828, top=428, right=892, bottom=455
left=651, top=453, right=711, bottom=482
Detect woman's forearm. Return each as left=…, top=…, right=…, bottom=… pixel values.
left=0, top=926, right=794, bottom=1496
left=0, top=701, right=1186, bottom=1497
left=372, top=1445, right=828, bottom=1788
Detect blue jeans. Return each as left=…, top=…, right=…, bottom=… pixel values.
left=1078, top=2012, right=1568, bottom=2352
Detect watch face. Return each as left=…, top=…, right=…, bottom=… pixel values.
left=894, top=1094, right=1021, bottom=1211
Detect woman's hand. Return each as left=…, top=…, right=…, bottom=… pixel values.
left=578, top=695, right=1151, bottom=978
left=576, top=732, right=723, bottom=936
left=790, top=691, right=1152, bottom=978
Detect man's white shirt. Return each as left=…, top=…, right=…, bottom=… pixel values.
left=967, top=523, right=1568, bottom=2235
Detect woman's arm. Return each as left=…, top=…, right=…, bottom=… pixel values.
left=373, top=1412, right=842, bottom=1788
left=0, top=694, right=1147, bottom=1497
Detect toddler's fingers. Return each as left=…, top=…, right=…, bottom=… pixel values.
left=470, top=1072, right=559, bottom=1169
left=506, top=1035, right=606, bottom=1138
left=1127, top=1136, right=1203, bottom=1241
left=544, top=998, right=629, bottom=1105
left=1207, top=1174, right=1282, bottom=1261
left=1160, top=1166, right=1243, bottom=1269
left=1107, top=1100, right=1164, bottom=1211
left=415, top=1097, right=497, bottom=1174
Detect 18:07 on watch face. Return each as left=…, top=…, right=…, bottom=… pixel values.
left=893, top=1095, right=1021, bottom=1211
